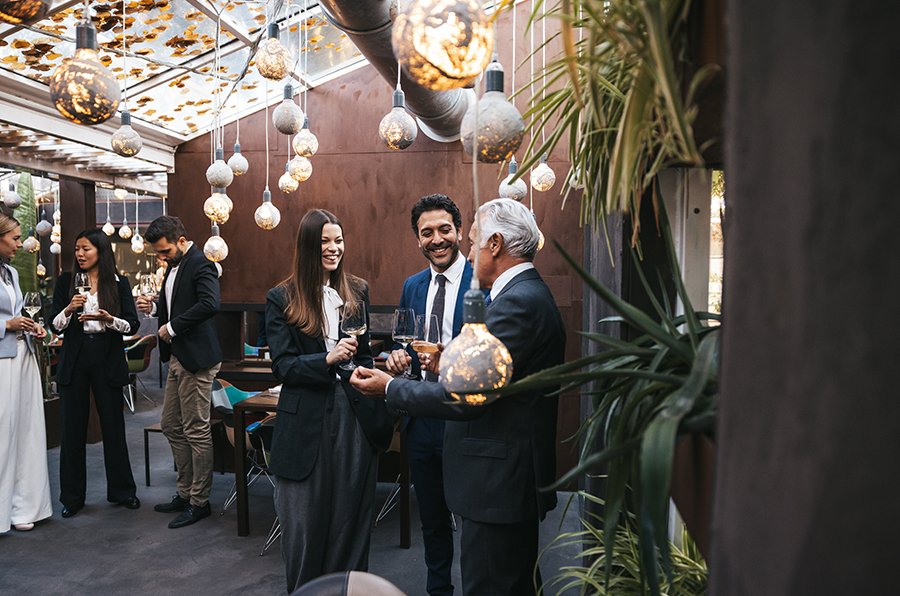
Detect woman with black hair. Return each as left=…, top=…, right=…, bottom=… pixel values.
left=266, top=209, right=393, bottom=591
left=50, top=229, right=140, bottom=518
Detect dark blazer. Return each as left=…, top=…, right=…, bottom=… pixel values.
left=156, top=244, right=222, bottom=372
left=50, top=272, right=140, bottom=387
left=386, top=268, right=566, bottom=524
left=266, top=283, right=394, bottom=481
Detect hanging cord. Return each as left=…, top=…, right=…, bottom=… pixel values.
left=541, top=0, right=546, bottom=146
left=265, top=80, right=270, bottom=191
left=471, top=88, right=481, bottom=291
left=121, top=0, right=128, bottom=108
left=135, top=192, right=139, bottom=235
left=303, top=0, right=309, bottom=115
left=529, top=0, right=535, bottom=211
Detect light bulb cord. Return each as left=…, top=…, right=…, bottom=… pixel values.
left=471, top=88, right=481, bottom=292
left=121, top=0, right=128, bottom=107
left=265, top=80, right=270, bottom=191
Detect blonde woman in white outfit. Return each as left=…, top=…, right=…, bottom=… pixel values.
left=0, top=213, right=52, bottom=533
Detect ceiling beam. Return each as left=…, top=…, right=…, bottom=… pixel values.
left=183, top=0, right=255, bottom=46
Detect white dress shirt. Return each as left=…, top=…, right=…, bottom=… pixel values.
left=52, top=275, right=132, bottom=335
left=426, top=253, right=466, bottom=343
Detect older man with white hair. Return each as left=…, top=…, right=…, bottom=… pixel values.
left=352, top=198, right=566, bottom=596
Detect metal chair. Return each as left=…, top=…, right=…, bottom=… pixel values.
left=246, top=413, right=280, bottom=555
left=211, top=379, right=268, bottom=514
left=123, top=335, right=158, bottom=413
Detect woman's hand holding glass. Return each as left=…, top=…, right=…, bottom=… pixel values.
left=326, top=336, right=359, bottom=367
left=338, top=300, right=367, bottom=370
left=66, top=272, right=90, bottom=316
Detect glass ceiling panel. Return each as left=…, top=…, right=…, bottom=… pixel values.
left=0, top=1, right=366, bottom=138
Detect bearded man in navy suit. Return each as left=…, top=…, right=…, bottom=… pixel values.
left=385, top=194, right=472, bottom=596
left=353, top=199, right=566, bottom=596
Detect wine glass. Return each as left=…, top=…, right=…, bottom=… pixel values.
left=139, top=274, right=158, bottom=318
left=339, top=300, right=367, bottom=371
left=392, top=308, right=418, bottom=379
left=412, top=314, right=441, bottom=380
left=23, top=292, right=41, bottom=336
left=74, top=272, right=91, bottom=313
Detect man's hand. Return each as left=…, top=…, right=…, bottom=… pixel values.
left=135, top=296, right=154, bottom=314
left=350, top=367, right=392, bottom=399
left=158, top=325, right=173, bottom=343
left=385, top=348, right=411, bottom=375
left=31, top=322, right=47, bottom=339
left=418, top=342, right=444, bottom=376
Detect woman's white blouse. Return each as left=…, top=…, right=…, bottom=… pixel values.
left=52, top=278, right=132, bottom=335
left=322, top=284, right=344, bottom=352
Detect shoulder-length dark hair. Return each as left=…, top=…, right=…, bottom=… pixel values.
left=69, top=229, right=121, bottom=317
left=281, top=209, right=363, bottom=336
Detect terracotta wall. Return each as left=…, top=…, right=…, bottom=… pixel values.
left=168, top=7, right=584, bottom=478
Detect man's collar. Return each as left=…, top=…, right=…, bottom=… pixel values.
left=489, top=262, right=535, bottom=301
left=430, top=252, right=465, bottom=284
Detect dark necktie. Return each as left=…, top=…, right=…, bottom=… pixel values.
left=425, top=274, right=447, bottom=382
left=484, top=293, right=492, bottom=307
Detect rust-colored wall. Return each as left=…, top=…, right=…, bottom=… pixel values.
left=169, top=7, right=584, bottom=479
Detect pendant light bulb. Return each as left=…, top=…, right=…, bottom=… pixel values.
left=37, top=260, right=47, bottom=277
left=273, top=84, right=304, bottom=135
left=102, top=217, right=116, bottom=236
left=255, top=189, right=282, bottom=230
left=227, top=143, right=249, bottom=176
left=36, top=211, right=53, bottom=236
left=110, top=111, right=143, bottom=157
left=460, top=57, right=524, bottom=163
left=379, top=87, right=418, bottom=150
left=49, top=11, right=120, bottom=125
left=498, top=157, right=527, bottom=201
left=131, top=233, right=145, bottom=253
left=288, top=156, right=312, bottom=182
left=206, top=147, right=234, bottom=188
left=203, top=223, right=228, bottom=262
left=203, top=188, right=231, bottom=224
left=531, top=154, right=556, bottom=192
left=3, top=182, right=21, bottom=209
left=293, top=117, right=319, bottom=157
left=392, top=0, right=493, bottom=91
left=50, top=242, right=61, bottom=255
left=22, top=229, right=40, bottom=254
left=279, top=163, right=299, bottom=193
left=114, top=187, right=128, bottom=200
left=255, top=22, right=292, bottom=81
left=439, top=289, right=513, bottom=405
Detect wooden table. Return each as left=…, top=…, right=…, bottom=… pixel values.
left=232, top=389, right=410, bottom=548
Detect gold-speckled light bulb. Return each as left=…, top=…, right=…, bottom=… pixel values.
left=279, top=164, right=299, bottom=193
left=531, top=154, right=556, bottom=192
left=203, top=189, right=231, bottom=224
left=439, top=289, right=512, bottom=405
left=293, top=118, right=318, bottom=157
left=49, top=15, right=120, bottom=125
left=288, top=156, right=312, bottom=182
left=392, top=0, right=493, bottom=91
left=102, top=217, right=115, bottom=236
left=255, top=23, right=292, bottom=82
left=254, top=190, right=281, bottom=230
left=203, top=224, right=228, bottom=262
left=379, top=88, right=417, bottom=150
left=110, top=111, right=142, bottom=157
left=22, top=229, right=40, bottom=254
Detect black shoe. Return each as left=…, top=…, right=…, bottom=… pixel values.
left=168, top=502, right=211, bottom=529
left=61, top=504, right=82, bottom=518
left=120, top=496, right=141, bottom=510
left=154, top=494, right=189, bottom=513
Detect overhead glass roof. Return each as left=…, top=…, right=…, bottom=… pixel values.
left=0, top=0, right=369, bottom=190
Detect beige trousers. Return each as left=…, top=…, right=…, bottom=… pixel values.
left=160, top=356, right=220, bottom=507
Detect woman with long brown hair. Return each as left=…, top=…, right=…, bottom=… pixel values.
left=0, top=213, right=52, bottom=533
left=265, top=209, right=393, bottom=592
left=50, top=228, right=140, bottom=518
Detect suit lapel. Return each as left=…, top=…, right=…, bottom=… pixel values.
left=414, top=270, right=430, bottom=319
left=171, top=244, right=195, bottom=307
left=452, top=262, right=473, bottom=337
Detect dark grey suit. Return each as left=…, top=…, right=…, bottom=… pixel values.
left=386, top=268, right=566, bottom=595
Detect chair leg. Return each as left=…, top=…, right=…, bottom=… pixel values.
left=375, top=474, right=402, bottom=527
left=260, top=517, right=282, bottom=556
left=136, top=376, right=157, bottom=406
left=123, top=384, right=135, bottom=414
left=144, top=428, right=151, bottom=486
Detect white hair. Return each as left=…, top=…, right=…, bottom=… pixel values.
left=477, top=198, right=540, bottom=260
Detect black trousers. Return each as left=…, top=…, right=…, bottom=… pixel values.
left=58, top=333, right=136, bottom=509
left=407, top=417, right=454, bottom=596
left=460, top=515, right=541, bottom=596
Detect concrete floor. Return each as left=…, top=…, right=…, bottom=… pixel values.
left=0, top=334, right=583, bottom=595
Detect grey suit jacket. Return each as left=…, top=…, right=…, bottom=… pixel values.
left=386, top=268, right=566, bottom=524
left=0, top=263, right=36, bottom=358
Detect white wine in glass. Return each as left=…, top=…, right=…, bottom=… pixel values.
left=392, top=308, right=417, bottom=378
left=339, top=300, right=367, bottom=371
left=411, top=313, right=440, bottom=355
left=23, top=292, right=40, bottom=335
left=74, top=272, right=91, bottom=297
left=139, top=274, right=158, bottom=318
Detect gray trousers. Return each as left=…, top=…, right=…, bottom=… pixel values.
left=274, top=384, right=379, bottom=593
left=160, top=356, right=220, bottom=507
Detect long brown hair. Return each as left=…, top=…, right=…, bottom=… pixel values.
left=281, top=209, right=363, bottom=336
left=68, top=229, right=121, bottom=317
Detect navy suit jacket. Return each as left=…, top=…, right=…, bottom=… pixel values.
left=156, top=244, right=222, bottom=372
left=386, top=268, right=566, bottom=525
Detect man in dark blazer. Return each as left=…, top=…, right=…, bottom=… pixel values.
left=385, top=194, right=473, bottom=596
left=138, top=216, right=222, bottom=529
left=352, top=199, right=566, bottom=596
